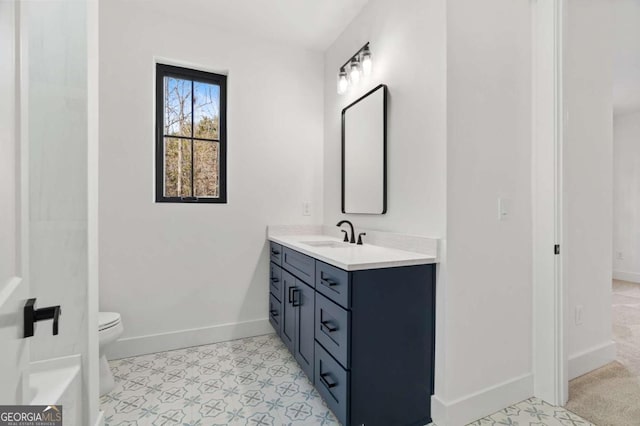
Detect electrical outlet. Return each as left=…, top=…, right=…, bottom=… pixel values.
left=302, top=202, right=311, bottom=216
left=616, top=251, right=624, bottom=261
left=575, top=305, right=583, bottom=325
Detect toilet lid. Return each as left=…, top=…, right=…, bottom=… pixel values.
left=99, top=312, right=121, bottom=331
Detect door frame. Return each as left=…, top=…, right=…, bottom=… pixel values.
left=86, top=0, right=101, bottom=423
left=531, top=0, right=568, bottom=406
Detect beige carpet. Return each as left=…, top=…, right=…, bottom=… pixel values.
left=566, top=361, right=640, bottom=425
left=566, top=280, right=640, bottom=426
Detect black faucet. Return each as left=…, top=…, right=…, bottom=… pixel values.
left=336, top=220, right=356, bottom=244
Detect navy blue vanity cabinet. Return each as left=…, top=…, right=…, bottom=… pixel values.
left=279, top=267, right=316, bottom=381
left=268, top=243, right=284, bottom=337
left=270, top=242, right=282, bottom=265
left=348, top=264, right=435, bottom=426
left=269, top=263, right=282, bottom=302
left=268, top=294, right=281, bottom=336
left=281, top=270, right=297, bottom=353
left=293, top=280, right=315, bottom=380
left=282, top=247, right=315, bottom=284
left=269, top=243, right=436, bottom=426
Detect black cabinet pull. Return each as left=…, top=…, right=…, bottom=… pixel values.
left=320, top=273, right=337, bottom=287
left=320, top=320, right=337, bottom=333
left=321, top=278, right=337, bottom=287
left=288, top=286, right=297, bottom=304
left=271, top=249, right=280, bottom=255
left=292, top=289, right=301, bottom=307
left=270, top=309, right=279, bottom=317
left=319, top=372, right=337, bottom=389
left=270, top=277, right=280, bottom=283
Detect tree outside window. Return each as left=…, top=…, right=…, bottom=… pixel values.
left=156, top=64, right=227, bottom=203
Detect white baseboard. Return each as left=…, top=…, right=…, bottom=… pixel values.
left=106, top=318, right=273, bottom=360
left=568, top=340, right=616, bottom=380
left=30, top=353, right=82, bottom=373
left=613, top=270, right=640, bottom=284
left=431, top=373, right=533, bottom=426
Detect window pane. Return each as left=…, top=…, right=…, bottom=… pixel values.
left=194, top=140, right=219, bottom=198
left=164, top=138, right=192, bottom=197
left=193, top=81, right=220, bottom=140
left=164, top=77, right=192, bottom=137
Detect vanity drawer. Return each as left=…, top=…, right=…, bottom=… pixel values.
left=315, top=293, right=350, bottom=369
left=270, top=242, right=282, bottom=266
left=315, top=261, right=350, bottom=309
left=269, top=263, right=283, bottom=301
left=315, top=342, right=349, bottom=425
left=282, top=247, right=315, bottom=284
left=269, top=294, right=281, bottom=336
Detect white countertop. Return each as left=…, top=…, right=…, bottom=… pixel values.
left=268, top=234, right=438, bottom=271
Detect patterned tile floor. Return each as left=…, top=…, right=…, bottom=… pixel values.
left=467, top=398, right=593, bottom=426
left=101, top=334, right=592, bottom=426
left=101, top=334, right=337, bottom=425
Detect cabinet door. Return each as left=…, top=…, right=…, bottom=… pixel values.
left=281, top=270, right=296, bottom=353
left=293, top=280, right=314, bottom=380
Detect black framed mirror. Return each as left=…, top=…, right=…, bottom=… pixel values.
left=341, top=84, right=387, bottom=214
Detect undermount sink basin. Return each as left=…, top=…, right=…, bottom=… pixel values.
left=300, top=240, right=350, bottom=249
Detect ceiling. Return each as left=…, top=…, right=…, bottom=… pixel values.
left=146, top=0, right=370, bottom=52
left=614, top=0, right=640, bottom=115
left=142, top=0, right=640, bottom=112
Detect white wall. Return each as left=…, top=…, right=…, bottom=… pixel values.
left=613, top=0, right=640, bottom=115
left=435, top=1, right=533, bottom=423
left=323, top=0, right=447, bottom=236
left=324, top=9, right=449, bottom=415
left=564, top=0, right=615, bottom=379
left=324, top=0, right=533, bottom=424
left=613, top=110, right=640, bottom=283
left=99, top=0, right=324, bottom=356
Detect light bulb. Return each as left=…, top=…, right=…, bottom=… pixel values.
left=350, top=59, right=361, bottom=84
left=337, top=68, right=348, bottom=94
left=361, top=46, right=372, bottom=76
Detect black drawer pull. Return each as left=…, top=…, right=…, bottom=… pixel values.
left=292, top=289, right=301, bottom=307
left=270, top=309, right=279, bottom=317
left=288, top=286, right=297, bottom=304
left=319, top=372, right=337, bottom=389
left=271, top=249, right=280, bottom=255
left=270, top=277, right=280, bottom=283
left=320, top=320, right=337, bottom=333
left=321, top=278, right=337, bottom=287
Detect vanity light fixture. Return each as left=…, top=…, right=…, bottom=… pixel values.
left=336, top=42, right=371, bottom=94
left=349, top=57, right=361, bottom=84
left=361, top=45, right=372, bottom=76
left=337, top=68, right=348, bottom=94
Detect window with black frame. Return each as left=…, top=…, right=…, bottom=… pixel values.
left=156, top=63, right=227, bottom=203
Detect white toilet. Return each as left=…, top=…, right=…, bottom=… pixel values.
left=99, top=312, right=123, bottom=396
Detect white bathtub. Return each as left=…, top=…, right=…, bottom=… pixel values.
left=30, top=355, right=82, bottom=426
